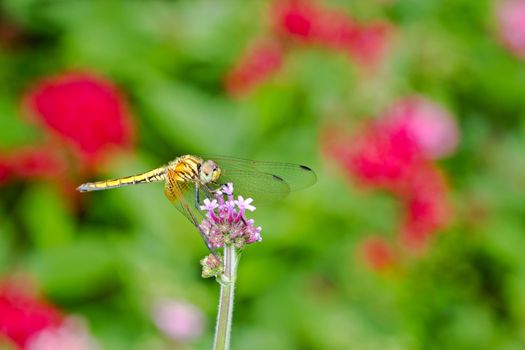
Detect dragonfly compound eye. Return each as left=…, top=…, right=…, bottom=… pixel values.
left=200, top=160, right=221, bottom=183
left=212, top=167, right=222, bottom=182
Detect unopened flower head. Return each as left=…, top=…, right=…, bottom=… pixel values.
left=200, top=254, right=224, bottom=279
left=199, top=183, right=262, bottom=250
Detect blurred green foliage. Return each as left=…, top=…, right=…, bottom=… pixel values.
left=2, top=0, right=525, bottom=349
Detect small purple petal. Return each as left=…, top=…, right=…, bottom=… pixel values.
left=235, top=196, right=256, bottom=212
left=200, top=198, right=218, bottom=211
left=197, top=182, right=261, bottom=252
left=210, top=211, right=220, bottom=223
left=222, top=183, right=234, bottom=196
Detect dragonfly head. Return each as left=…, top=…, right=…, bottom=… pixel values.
left=200, top=160, right=221, bottom=184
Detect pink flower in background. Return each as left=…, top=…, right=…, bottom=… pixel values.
left=383, top=97, right=459, bottom=159
left=153, top=299, right=205, bottom=342
left=22, top=72, right=134, bottom=168
left=359, top=236, right=396, bottom=271
left=343, top=22, right=391, bottom=64
left=27, top=317, right=98, bottom=350
left=226, top=39, right=284, bottom=97
left=496, top=0, right=525, bottom=58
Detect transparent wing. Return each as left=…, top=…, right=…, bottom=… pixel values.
left=163, top=172, right=203, bottom=228
left=210, top=156, right=317, bottom=203
left=211, top=156, right=317, bottom=191
left=218, top=169, right=291, bottom=203
left=164, top=171, right=218, bottom=251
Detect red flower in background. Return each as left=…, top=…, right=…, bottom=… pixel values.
left=400, top=165, right=451, bottom=251
left=496, top=0, right=525, bottom=58
left=0, top=277, right=98, bottom=350
left=0, top=146, right=68, bottom=186
left=0, top=279, right=62, bottom=348
left=0, top=161, right=12, bottom=184
left=343, top=22, right=391, bottom=64
left=328, top=122, right=423, bottom=192
left=382, top=97, right=459, bottom=159
left=0, top=71, right=135, bottom=194
left=6, top=147, right=67, bottom=180
left=359, top=236, right=396, bottom=271
left=324, top=96, right=457, bottom=253
left=272, top=0, right=318, bottom=40
left=225, top=0, right=392, bottom=96
left=23, top=72, right=134, bottom=169
left=271, top=0, right=391, bottom=63
left=325, top=97, right=458, bottom=191
left=226, top=39, right=284, bottom=97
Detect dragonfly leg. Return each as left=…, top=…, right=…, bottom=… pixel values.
left=203, top=184, right=215, bottom=199
left=197, top=225, right=218, bottom=255
left=210, top=182, right=222, bottom=194
left=194, top=184, right=215, bottom=207
left=194, top=185, right=201, bottom=210
left=190, top=205, right=218, bottom=257
left=189, top=185, right=218, bottom=256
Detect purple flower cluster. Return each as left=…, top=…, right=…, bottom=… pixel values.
left=199, top=183, right=262, bottom=250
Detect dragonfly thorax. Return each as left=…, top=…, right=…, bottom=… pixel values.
left=199, top=159, right=221, bottom=184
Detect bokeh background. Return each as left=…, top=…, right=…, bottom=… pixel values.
left=1, top=0, right=525, bottom=349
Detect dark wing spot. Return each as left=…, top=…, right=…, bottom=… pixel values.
left=272, top=174, right=285, bottom=182
left=299, top=165, right=312, bottom=171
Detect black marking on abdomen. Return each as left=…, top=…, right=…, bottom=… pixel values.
left=182, top=169, right=196, bottom=181
left=190, top=164, right=199, bottom=179
left=182, top=159, right=200, bottom=180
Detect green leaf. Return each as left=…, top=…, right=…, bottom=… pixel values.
left=27, top=235, right=118, bottom=302
left=18, top=184, right=75, bottom=250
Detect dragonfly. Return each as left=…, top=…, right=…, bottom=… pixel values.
left=77, top=155, right=316, bottom=250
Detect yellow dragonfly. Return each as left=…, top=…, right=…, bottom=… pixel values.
left=77, top=155, right=316, bottom=249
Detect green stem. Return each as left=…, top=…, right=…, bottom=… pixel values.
left=213, top=244, right=237, bottom=350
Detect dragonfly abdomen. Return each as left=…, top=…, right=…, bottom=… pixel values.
left=76, top=167, right=167, bottom=192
